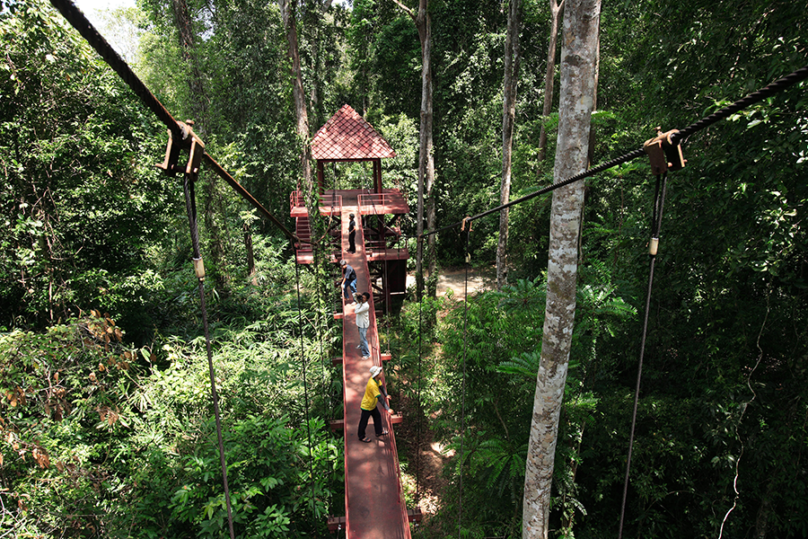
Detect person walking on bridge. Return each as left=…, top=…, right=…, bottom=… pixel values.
left=347, top=213, right=357, bottom=253
left=340, top=260, right=357, bottom=302
left=358, top=365, right=391, bottom=443
left=354, top=292, right=371, bottom=359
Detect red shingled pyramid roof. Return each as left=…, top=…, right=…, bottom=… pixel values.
left=311, top=104, right=396, bottom=160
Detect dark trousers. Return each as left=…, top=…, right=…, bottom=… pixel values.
left=348, top=230, right=356, bottom=252
left=357, top=407, right=382, bottom=438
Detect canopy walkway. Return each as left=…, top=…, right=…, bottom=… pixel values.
left=293, top=104, right=417, bottom=536
left=41, top=4, right=808, bottom=533
left=292, top=189, right=419, bottom=537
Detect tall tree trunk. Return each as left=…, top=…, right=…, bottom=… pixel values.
left=281, top=0, right=329, bottom=368
left=497, top=0, right=521, bottom=290
left=579, top=23, right=599, bottom=261
left=587, top=23, right=600, bottom=168
left=394, top=0, right=434, bottom=298
left=522, top=0, right=601, bottom=537
left=280, top=0, right=314, bottom=204
left=310, top=35, right=320, bottom=131
left=172, top=0, right=207, bottom=129
left=537, top=0, right=564, bottom=165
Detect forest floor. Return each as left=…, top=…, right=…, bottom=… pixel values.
left=396, top=393, right=454, bottom=534
left=396, top=265, right=495, bottom=533
left=406, top=264, right=497, bottom=297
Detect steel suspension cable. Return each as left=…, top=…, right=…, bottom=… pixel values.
left=670, top=65, right=808, bottom=144
left=617, top=171, right=669, bottom=539
left=48, top=0, right=298, bottom=243
left=182, top=175, right=236, bottom=539
left=361, top=181, right=399, bottom=357
left=203, top=155, right=298, bottom=241
left=315, top=250, right=339, bottom=507
left=419, top=64, right=808, bottom=239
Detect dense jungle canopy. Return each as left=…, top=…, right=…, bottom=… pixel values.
left=1, top=0, right=806, bottom=537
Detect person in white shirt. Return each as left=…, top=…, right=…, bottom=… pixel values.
left=354, top=292, right=371, bottom=359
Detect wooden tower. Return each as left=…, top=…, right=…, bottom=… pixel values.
left=290, top=104, right=409, bottom=313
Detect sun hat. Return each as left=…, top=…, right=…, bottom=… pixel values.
left=370, top=366, right=382, bottom=377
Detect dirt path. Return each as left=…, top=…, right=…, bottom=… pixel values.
left=395, top=266, right=496, bottom=531
left=406, top=265, right=497, bottom=298
left=394, top=392, right=453, bottom=530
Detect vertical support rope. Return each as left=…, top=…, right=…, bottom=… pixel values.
left=314, top=246, right=328, bottom=406
left=314, top=248, right=336, bottom=505
left=457, top=224, right=470, bottom=538
left=617, top=172, right=669, bottom=539
left=182, top=175, right=235, bottom=539
left=294, top=250, right=317, bottom=515
left=415, top=235, right=424, bottom=504
left=383, top=256, right=390, bottom=335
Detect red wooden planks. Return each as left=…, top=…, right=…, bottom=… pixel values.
left=339, top=208, right=411, bottom=539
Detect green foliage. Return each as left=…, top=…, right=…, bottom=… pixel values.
left=0, top=312, right=150, bottom=536
left=397, top=271, right=634, bottom=537
left=0, top=0, right=177, bottom=333
left=4, top=0, right=808, bottom=537
left=0, top=303, right=340, bottom=538
left=372, top=15, right=422, bottom=118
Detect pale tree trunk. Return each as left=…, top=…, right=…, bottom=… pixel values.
left=309, top=30, right=321, bottom=130
left=497, top=0, right=521, bottom=290
left=579, top=24, right=599, bottom=260
left=394, top=0, right=434, bottom=298
left=172, top=0, right=207, bottom=130
left=537, top=0, right=564, bottom=165
left=522, top=0, right=601, bottom=537
left=280, top=0, right=314, bottom=204
left=587, top=24, right=600, bottom=168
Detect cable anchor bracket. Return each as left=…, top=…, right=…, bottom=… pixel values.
left=155, top=120, right=206, bottom=181
left=643, top=127, right=686, bottom=176
left=461, top=216, right=472, bottom=232
left=461, top=217, right=472, bottom=263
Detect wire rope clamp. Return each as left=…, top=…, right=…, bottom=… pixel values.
left=643, top=127, right=685, bottom=175
left=155, top=120, right=206, bottom=179
left=649, top=237, right=659, bottom=256
left=192, top=257, right=206, bottom=281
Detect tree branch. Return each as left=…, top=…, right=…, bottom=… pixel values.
left=392, top=0, right=414, bottom=18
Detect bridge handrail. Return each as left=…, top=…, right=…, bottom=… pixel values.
left=290, top=190, right=343, bottom=216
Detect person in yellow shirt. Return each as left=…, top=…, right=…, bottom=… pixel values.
left=358, top=365, right=392, bottom=443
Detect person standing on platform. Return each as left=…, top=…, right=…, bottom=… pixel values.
left=358, top=365, right=391, bottom=443
left=354, top=292, right=371, bottom=359
left=347, top=213, right=356, bottom=253
left=340, top=260, right=357, bottom=302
